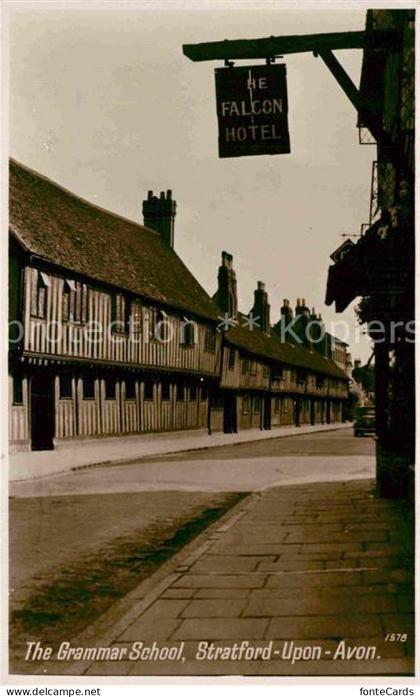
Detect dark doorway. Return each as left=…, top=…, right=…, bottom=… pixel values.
left=31, top=372, right=55, bottom=450
left=310, top=400, right=316, bottom=425
left=263, top=395, right=271, bottom=430
left=326, top=399, right=331, bottom=424
left=223, top=393, right=237, bottom=433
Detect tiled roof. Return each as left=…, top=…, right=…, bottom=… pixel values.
left=9, top=159, right=219, bottom=322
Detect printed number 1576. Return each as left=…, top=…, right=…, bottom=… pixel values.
left=385, top=633, right=407, bottom=642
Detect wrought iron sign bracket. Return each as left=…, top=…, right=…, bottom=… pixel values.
left=183, top=28, right=401, bottom=154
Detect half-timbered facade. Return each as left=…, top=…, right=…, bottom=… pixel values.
left=9, top=160, right=349, bottom=452
left=212, top=252, right=349, bottom=434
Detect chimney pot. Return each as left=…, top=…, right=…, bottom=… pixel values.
left=142, top=189, right=177, bottom=248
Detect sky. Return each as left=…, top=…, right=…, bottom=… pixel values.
left=9, top=1, right=376, bottom=363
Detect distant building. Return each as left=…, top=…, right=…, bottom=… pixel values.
left=9, top=159, right=349, bottom=452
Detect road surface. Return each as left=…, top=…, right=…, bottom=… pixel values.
left=11, top=428, right=375, bottom=498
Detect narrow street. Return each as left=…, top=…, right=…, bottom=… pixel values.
left=9, top=428, right=380, bottom=674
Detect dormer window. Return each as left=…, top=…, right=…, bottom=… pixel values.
left=62, top=279, right=88, bottom=323
left=130, top=300, right=142, bottom=335
left=182, top=320, right=197, bottom=347
left=111, top=293, right=128, bottom=333
left=31, top=270, right=50, bottom=318
left=62, top=279, right=76, bottom=322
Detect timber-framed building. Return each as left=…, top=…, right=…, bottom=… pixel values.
left=9, top=159, right=349, bottom=452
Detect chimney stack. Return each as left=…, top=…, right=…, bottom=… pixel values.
left=142, top=189, right=176, bottom=248
left=280, top=298, right=293, bottom=324
left=252, top=281, right=270, bottom=334
left=213, top=251, right=238, bottom=317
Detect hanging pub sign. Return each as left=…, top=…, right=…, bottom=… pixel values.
left=214, top=63, right=291, bottom=158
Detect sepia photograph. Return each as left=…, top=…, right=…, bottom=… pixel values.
left=3, top=0, right=416, bottom=684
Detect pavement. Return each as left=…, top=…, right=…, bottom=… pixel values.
left=9, top=422, right=353, bottom=482
left=35, top=478, right=414, bottom=678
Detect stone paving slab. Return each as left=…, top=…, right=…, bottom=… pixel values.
left=44, top=478, right=414, bottom=677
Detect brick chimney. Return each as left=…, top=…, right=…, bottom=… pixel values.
left=307, top=307, right=324, bottom=352
left=295, top=298, right=310, bottom=318
left=142, top=190, right=176, bottom=248
left=252, top=281, right=270, bottom=334
left=213, top=251, right=238, bottom=317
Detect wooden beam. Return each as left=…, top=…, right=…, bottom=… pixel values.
left=318, top=50, right=363, bottom=113
left=318, top=50, right=394, bottom=150
left=183, top=29, right=399, bottom=62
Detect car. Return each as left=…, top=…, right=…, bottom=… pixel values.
left=354, top=406, right=376, bottom=437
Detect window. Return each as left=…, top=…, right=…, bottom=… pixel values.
left=274, top=397, right=280, bottom=414
left=83, top=377, right=95, bottom=400
left=182, top=320, right=197, bottom=347
left=263, top=364, right=270, bottom=378
left=242, top=395, right=250, bottom=415
left=59, top=375, right=72, bottom=400
left=75, top=282, right=88, bottom=323
left=157, top=310, right=169, bottom=341
left=144, top=381, right=154, bottom=401
left=241, top=358, right=248, bottom=375
left=177, top=383, right=185, bottom=401
left=205, top=325, right=216, bottom=352
left=201, top=386, right=208, bottom=402
left=111, top=293, right=128, bottom=332
left=210, top=394, right=224, bottom=409
left=125, top=379, right=136, bottom=400
left=316, top=375, right=325, bottom=389
left=254, top=396, right=261, bottom=414
left=250, top=361, right=257, bottom=376
left=296, top=370, right=306, bottom=385
left=31, top=270, right=50, bottom=318
left=273, top=366, right=284, bottom=381
left=62, top=280, right=74, bottom=321
left=228, top=347, right=236, bottom=369
left=105, top=377, right=116, bottom=400
left=149, top=307, right=169, bottom=341
left=161, top=382, right=170, bottom=401
left=13, top=376, right=23, bottom=405
left=190, top=384, right=197, bottom=401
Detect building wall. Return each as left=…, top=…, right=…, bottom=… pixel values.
left=9, top=369, right=209, bottom=448
left=22, top=266, right=221, bottom=376
left=9, top=264, right=349, bottom=449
